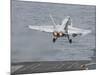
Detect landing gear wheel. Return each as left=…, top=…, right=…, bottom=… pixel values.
left=53, top=38, right=56, bottom=43
left=69, top=39, right=72, bottom=44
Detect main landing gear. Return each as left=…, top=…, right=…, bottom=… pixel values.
left=53, top=37, right=57, bottom=43
left=69, top=39, right=72, bottom=44
left=66, top=34, right=72, bottom=44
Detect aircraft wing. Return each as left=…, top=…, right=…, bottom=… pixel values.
left=28, top=25, right=54, bottom=33
left=68, top=26, right=91, bottom=36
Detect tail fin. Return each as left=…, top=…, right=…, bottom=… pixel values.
left=61, top=16, right=72, bottom=30
left=49, top=14, right=56, bottom=29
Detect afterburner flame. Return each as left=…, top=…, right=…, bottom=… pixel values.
left=59, top=32, right=64, bottom=36
left=53, top=32, right=64, bottom=37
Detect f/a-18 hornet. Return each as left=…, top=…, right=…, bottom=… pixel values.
left=29, top=15, right=91, bottom=43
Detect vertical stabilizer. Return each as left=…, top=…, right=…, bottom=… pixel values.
left=61, top=16, right=71, bottom=30
left=49, top=14, right=56, bottom=29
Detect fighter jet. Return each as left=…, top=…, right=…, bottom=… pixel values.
left=28, top=15, right=91, bottom=43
